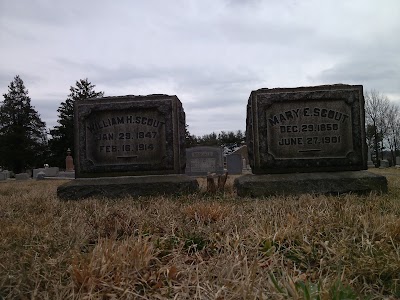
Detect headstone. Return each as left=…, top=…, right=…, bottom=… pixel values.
left=231, top=145, right=249, bottom=167
left=186, top=146, right=224, bottom=176
left=15, top=173, right=30, bottom=180
left=58, top=171, right=76, bottom=178
left=396, top=156, right=400, bottom=166
left=367, top=149, right=374, bottom=167
left=2, top=170, right=10, bottom=179
left=0, top=172, right=6, bottom=181
left=44, top=167, right=59, bottom=177
left=235, top=84, right=388, bottom=196
left=36, top=171, right=46, bottom=180
left=58, top=94, right=198, bottom=200
left=226, top=153, right=243, bottom=175
left=66, top=148, right=74, bottom=171
left=33, top=168, right=45, bottom=179
left=380, top=160, right=389, bottom=168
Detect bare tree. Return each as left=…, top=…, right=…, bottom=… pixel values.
left=364, top=89, right=390, bottom=166
left=386, top=103, right=400, bottom=164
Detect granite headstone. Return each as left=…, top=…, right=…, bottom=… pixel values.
left=235, top=84, right=388, bottom=196
left=15, top=173, right=30, bottom=180
left=226, top=153, right=243, bottom=175
left=186, top=146, right=224, bottom=176
left=58, top=94, right=198, bottom=199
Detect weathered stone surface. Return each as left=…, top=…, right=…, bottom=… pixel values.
left=15, top=173, right=30, bottom=180
left=74, top=95, right=186, bottom=178
left=246, top=85, right=367, bottom=174
left=57, top=175, right=199, bottom=200
left=0, top=173, right=6, bottom=181
left=380, top=160, right=389, bottom=168
left=36, top=171, right=46, bottom=180
left=2, top=170, right=10, bottom=179
left=186, top=147, right=224, bottom=176
left=33, top=168, right=45, bottom=179
left=226, top=153, right=243, bottom=175
left=44, top=167, right=59, bottom=177
left=58, top=171, right=76, bottom=179
left=234, top=171, right=388, bottom=197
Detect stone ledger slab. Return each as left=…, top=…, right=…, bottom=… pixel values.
left=57, top=174, right=199, bottom=200
left=234, top=171, right=387, bottom=197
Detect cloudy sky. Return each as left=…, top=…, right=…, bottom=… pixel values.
left=1, top=0, right=399, bottom=136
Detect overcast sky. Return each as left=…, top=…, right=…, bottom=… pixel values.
left=1, top=0, right=399, bottom=136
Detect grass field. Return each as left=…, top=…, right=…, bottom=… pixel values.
left=1, top=169, right=399, bottom=299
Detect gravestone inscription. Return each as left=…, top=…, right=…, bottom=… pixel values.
left=235, top=84, right=387, bottom=196
left=186, top=147, right=224, bottom=176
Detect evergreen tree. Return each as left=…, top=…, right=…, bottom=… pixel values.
left=185, top=124, right=198, bottom=148
left=0, top=75, right=47, bottom=173
left=49, top=78, right=104, bottom=167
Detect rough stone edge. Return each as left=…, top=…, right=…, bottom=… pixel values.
left=57, top=174, right=199, bottom=200
left=234, top=171, right=388, bottom=197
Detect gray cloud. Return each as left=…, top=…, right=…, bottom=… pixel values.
left=1, top=0, right=399, bottom=136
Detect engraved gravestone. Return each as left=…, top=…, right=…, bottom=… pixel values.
left=226, top=153, right=243, bottom=175
left=186, top=146, right=224, bottom=176
left=75, top=95, right=185, bottom=177
left=57, top=95, right=198, bottom=200
left=235, top=85, right=388, bottom=196
left=247, top=85, right=367, bottom=173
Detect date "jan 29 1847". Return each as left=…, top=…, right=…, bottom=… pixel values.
left=95, top=132, right=157, bottom=141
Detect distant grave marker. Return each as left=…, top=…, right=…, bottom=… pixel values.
left=0, top=173, right=6, bottom=181
left=226, top=153, right=243, bottom=175
left=15, top=173, right=29, bottom=181
left=186, top=147, right=224, bottom=176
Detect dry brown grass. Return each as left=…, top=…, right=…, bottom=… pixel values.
left=1, top=169, right=400, bottom=299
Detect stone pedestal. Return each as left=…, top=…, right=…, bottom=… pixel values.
left=57, top=174, right=199, bottom=200
left=234, top=171, right=388, bottom=197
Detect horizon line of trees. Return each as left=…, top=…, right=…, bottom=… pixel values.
left=0, top=75, right=398, bottom=173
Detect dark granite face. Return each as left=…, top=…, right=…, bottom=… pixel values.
left=185, top=146, right=224, bottom=176
left=74, top=95, right=186, bottom=178
left=226, top=153, right=243, bottom=175
left=246, top=85, right=367, bottom=174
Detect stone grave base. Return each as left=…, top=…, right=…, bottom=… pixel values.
left=234, top=171, right=388, bottom=197
left=57, top=174, right=199, bottom=200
